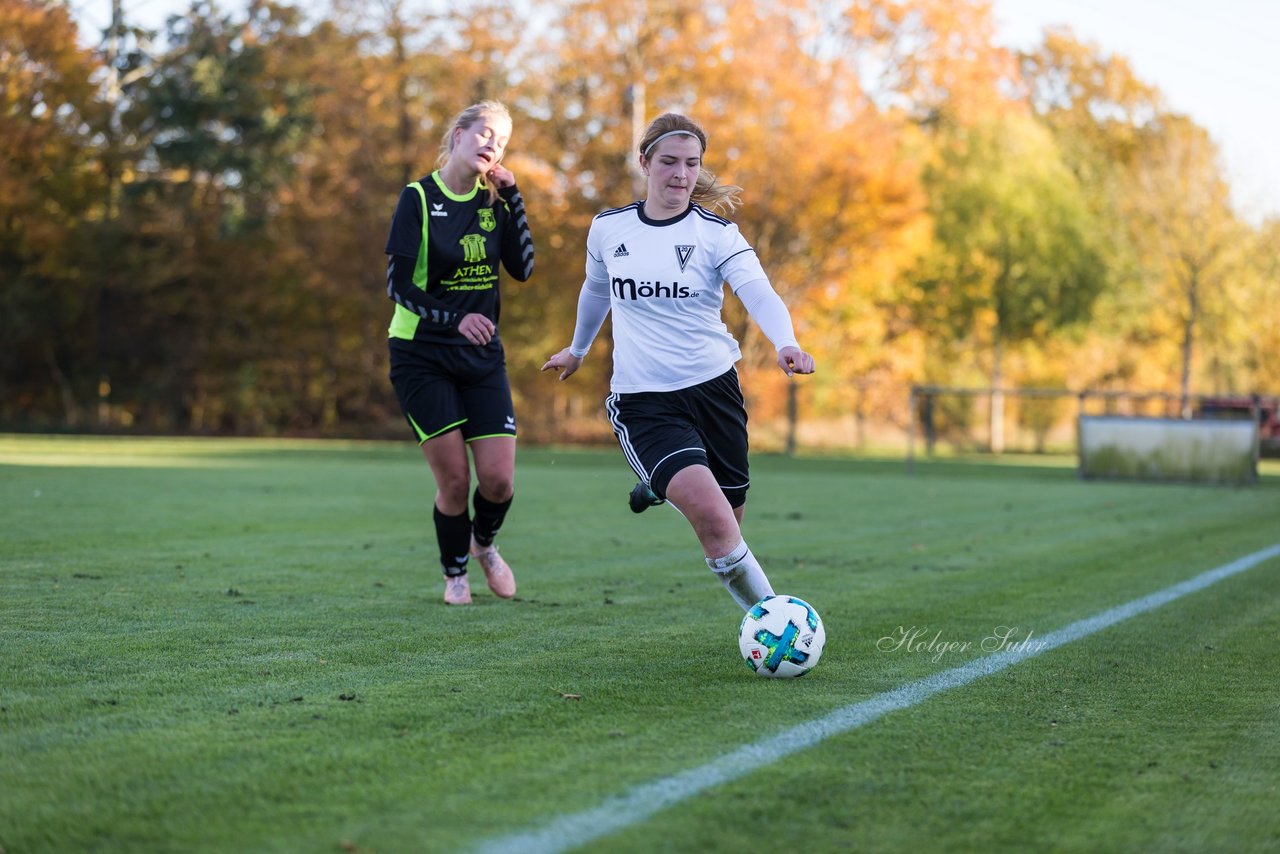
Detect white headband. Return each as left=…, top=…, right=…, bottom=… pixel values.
left=643, top=129, right=704, bottom=158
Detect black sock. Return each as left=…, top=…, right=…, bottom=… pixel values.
left=434, top=505, right=471, bottom=576
left=471, top=488, right=512, bottom=548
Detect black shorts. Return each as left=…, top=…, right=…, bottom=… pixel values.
left=606, top=368, right=750, bottom=508
left=389, top=339, right=516, bottom=443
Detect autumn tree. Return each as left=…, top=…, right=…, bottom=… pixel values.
left=909, top=111, right=1107, bottom=450
left=1126, top=115, right=1241, bottom=415
left=1229, top=219, right=1280, bottom=392
left=99, top=0, right=322, bottom=430
left=686, top=0, right=929, bottom=444
left=0, top=0, right=106, bottom=426
left=1015, top=27, right=1165, bottom=392
left=1018, top=27, right=1162, bottom=178
left=841, top=0, right=1016, bottom=126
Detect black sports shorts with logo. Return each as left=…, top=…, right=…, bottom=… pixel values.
left=389, top=339, right=516, bottom=444
left=605, top=367, right=750, bottom=508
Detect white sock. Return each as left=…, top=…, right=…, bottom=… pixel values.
left=706, top=540, right=774, bottom=612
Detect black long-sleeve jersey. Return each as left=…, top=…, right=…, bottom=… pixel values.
left=384, top=171, right=534, bottom=345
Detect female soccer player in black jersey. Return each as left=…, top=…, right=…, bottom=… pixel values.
left=542, top=113, right=814, bottom=612
left=384, top=101, right=534, bottom=605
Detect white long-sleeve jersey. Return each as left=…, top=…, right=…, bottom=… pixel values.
left=574, top=202, right=793, bottom=393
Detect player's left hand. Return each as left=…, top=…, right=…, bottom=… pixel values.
left=777, top=346, right=815, bottom=377
left=487, top=164, right=515, bottom=188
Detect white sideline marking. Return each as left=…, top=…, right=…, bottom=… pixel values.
left=472, top=543, right=1280, bottom=854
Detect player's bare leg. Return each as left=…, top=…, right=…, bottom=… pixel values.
left=664, top=465, right=773, bottom=610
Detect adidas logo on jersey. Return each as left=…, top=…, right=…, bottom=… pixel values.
left=613, top=243, right=629, bottom=257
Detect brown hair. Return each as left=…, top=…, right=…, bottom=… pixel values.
left=436, top=100, right=512, bottom=204
left=637, top=113, right=742, bottom=214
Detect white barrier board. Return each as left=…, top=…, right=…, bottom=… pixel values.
left=1078, top=416, right=1258, bottom=484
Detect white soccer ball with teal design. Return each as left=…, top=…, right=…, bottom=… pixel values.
left=738, top=595, right=825, bottom=677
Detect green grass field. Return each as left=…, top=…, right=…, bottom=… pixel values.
left=3, top=434, right=1279, bottom=853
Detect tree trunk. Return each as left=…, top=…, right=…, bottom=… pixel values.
left=45, top=344, right=80, bottom=428
left=990, top=333, right=1005, bottom=454
left=1180, top=268, right=1199, bottom=419
left=785, top=382, right=797, bottom=456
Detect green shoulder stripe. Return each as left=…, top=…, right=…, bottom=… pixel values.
left=388, top=181, right=431, bottom=340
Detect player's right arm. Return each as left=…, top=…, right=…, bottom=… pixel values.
left=385, top=254, right=462, bottom=330
left=541, top=218, right=612, bottom=380
left=541, top=277, right=611, bottom=380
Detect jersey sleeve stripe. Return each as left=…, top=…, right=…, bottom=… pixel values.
left=505, top=188, right=535, bottom=280
left=716, top=247, right=756, bottom=270
left=691, top=205, right=731, bottom=226
left=594, top=202, right=643, bottom=221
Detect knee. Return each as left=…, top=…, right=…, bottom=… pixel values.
left=677, top=490, right=741, bottom=555
left=433, top=468, right=471, bottom=507
left=476, top=471, right=514, bottom=503
left=689, top=515, right=742, bottom=561
left=698, top=512, right=741, bottom=548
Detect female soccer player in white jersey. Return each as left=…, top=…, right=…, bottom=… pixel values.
left=384, top=101, right=535, bottom=605
left=541, top=112, right=815, bottom=612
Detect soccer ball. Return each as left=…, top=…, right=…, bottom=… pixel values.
left=738, top=595, right=825, bottom=677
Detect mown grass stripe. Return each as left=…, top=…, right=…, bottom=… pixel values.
left=472, top=542, right=1280, bottom=854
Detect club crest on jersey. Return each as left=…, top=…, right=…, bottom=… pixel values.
left=478, top=208, right=496, bottom=232
left=675, top=244, right=695, bottom=272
